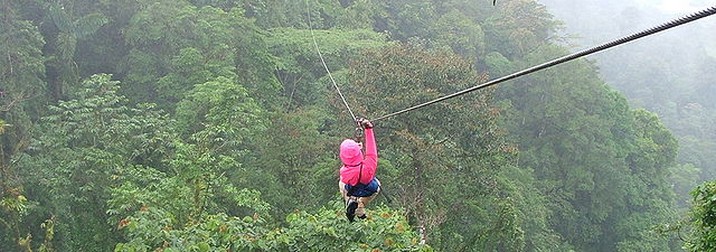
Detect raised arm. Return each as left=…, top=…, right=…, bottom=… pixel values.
left=360, top=120, right=377, bottom=184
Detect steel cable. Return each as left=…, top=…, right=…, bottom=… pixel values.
left=372, top=6, right=716, bottom=122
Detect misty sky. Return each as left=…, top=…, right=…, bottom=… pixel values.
left=653, top=0, right=716, bottom=13
left=539, top=0, right=716, bottom=57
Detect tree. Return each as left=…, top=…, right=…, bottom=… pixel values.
left=17, top=74, right=172, bottom=251
left=109, top=142, right=274, bottom=251
left=428, top=10, right=486, bottom=65
left=615, top=109, right=678, bottom=251
left=120, top=1, right=278, bottom=109
left=539, top=0, right=716, bottom=204
left=279, top=203, right=431, bottom=251
left=41, top=0, right=108, bottom=100
left=483, top=0, right=560, bottom=59
left=498, top=44, right=678, bottom=251
left=345, top=44, right=529, bottom=250
left=0, top=1, right=48, bottom=250
left=685, top=180, right=716, bottom=251
left=265, top=27, right=389, bottom=110
left=244, top=108, right=338, bottom=216
left=113, top=196, right=430, bottom=251
left=0, top=0, right=694, bottom=250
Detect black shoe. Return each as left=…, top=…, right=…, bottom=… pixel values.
left=346, top=198, right=358, bottom=222
left=357, top=214, right=366, bottom=219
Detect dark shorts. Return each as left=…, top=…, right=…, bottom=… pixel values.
left=345, top=178, right=380, bottom=197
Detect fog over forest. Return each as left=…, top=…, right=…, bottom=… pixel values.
left=1, top=0, right=716, bottom=251
left=538, top=0, right=716, bottom=205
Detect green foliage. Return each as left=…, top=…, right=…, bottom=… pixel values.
left=540, top=0, right=716, bottom=206
left=389, top=1, right=440, bottom=39
left=346, top=44, right=529, bottom=250
left=43, top=0, right=109, bottom=99
left=246, top=0, right=346, bottom=29
left=333, top=0, right=385, bottom=29
left=499, top=43, right=679, bottom=250
left=38, top=215, right=56, bottom=252
left=0, top=13, right=47, bottom=113
left=686, top=181, right=716, bottom=251
left=244, top=108, right=337, bottom=215
left=121, top=1, right=278, bottom=108
left=109, top=160, right=274, bottom=251
left=266, top=27, right=390, bottom=108
left=175, top=76, right=266, bottom=150
left=0, top=5, right=48, bottom=250
left=606, top=109, right=678, bottom=251
left=483, top=0, right=560, bottom=58
left=0, top=0, right=695, bottom=251
left=114, top=212, right=274, bottom=251
left=498, top=165, right=564, bottom=251
left=484, top=51, right=512, bottom=77
left=113, top=199, right=428, bottom=251
left=428, top=10, right=486, bottom=63
left=281, top=203, right=431, bottom=251
left=17, top=74, right=173, bottom=251
left=672, top=163, right=701, bottom=208
left=46, top=2, right=108, bottom=39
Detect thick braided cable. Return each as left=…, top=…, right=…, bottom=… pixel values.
left=373, top=6, right=716, bottom=122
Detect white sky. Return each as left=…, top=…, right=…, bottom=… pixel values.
left=653, top=0, right=716, bottom=14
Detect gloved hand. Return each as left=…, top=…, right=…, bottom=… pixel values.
left=358, top=118, right=373, bottom=129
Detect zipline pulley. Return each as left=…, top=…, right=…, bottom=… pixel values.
left=353, top=119, right=365, bottom=143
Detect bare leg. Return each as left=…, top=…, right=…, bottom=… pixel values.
left=356, top=180, right=381, bottom=217
left=338, top=181, right=349, bottom=202
left=340, top=180, right=360, bottom=221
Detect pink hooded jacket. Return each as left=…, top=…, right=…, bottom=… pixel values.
left=339, top=128, right=377, bottom=186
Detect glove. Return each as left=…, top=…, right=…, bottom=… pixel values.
left=358, top=118, right=373, bottom=129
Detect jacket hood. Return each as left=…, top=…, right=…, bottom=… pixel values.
left=339, top=139, right=363, bottom=166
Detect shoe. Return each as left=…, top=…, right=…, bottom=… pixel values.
left=356, top=204, right=367, bottom=220
left=357, top=214, right=367, bottom=219
left=355, top=200, right=366, bottom=217
left=346, top=198, right=358, bottom=222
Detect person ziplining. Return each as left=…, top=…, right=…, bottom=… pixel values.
left=304, top=0, right=382, bottom=222
left=337, top=119, right=380, bottom=222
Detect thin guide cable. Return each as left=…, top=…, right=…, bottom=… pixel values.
left=304, top=0, right=358, bottom=122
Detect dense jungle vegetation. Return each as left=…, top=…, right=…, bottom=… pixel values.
left=1, top=0, right=714, bottom=251
left=539, top=0, right=716, bottom=209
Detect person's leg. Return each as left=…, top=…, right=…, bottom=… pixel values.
left=340, top=180, right=358, bottom=221
left=338, top=181, right=349, bottom=201
left=356, top=180, right=381, bottom=218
